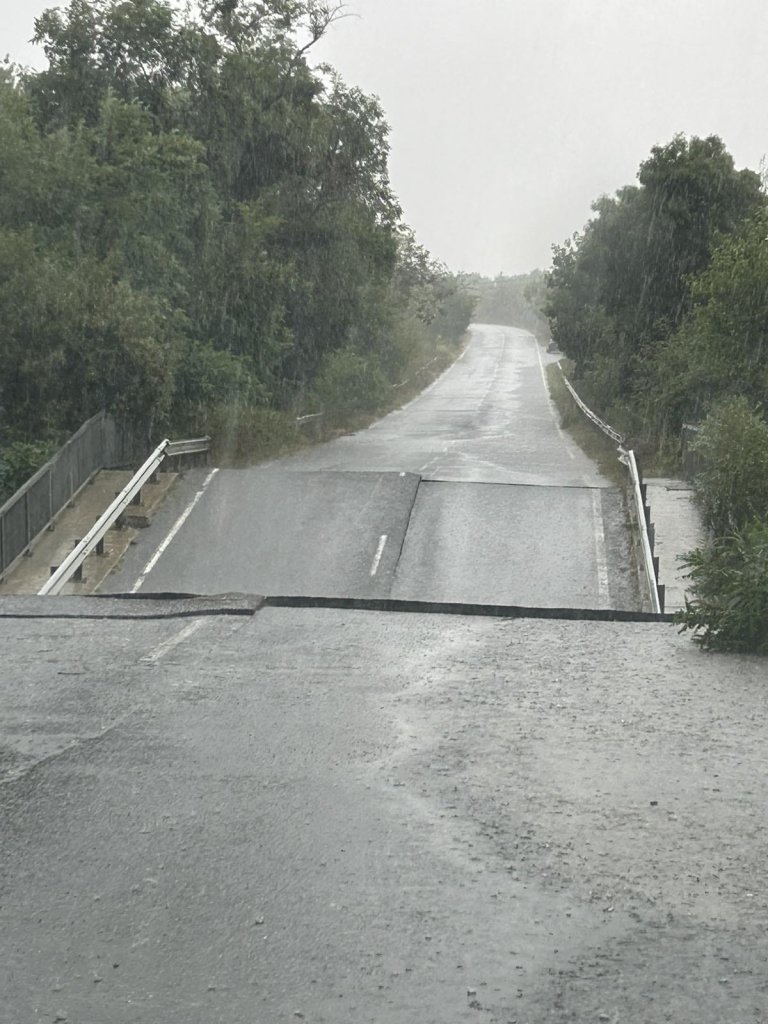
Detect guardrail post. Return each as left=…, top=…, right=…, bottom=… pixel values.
left=72, top=541, right=85, bottom=581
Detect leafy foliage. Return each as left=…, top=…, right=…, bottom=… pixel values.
left=676, top=521, right=768, bottom=653
left=544, top=134, right=768, bottom=652
left=0, top=0, right=474, bottom=462
left=314, top=348, right=388, bottom=419
left=545, top=134, right=764, bottom=425
left=0, top=439, right=56, bottom=504
left=651, top=211, right=768, bottom=433
left=689, top=398, right=768, bottom=536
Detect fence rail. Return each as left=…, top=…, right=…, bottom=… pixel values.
left=556, top=364, right=664, bottom=614
left=0, top=413, right=138, bottom=581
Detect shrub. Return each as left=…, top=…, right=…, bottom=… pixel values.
left=676, top=519, right=768, bottom=653
left=175, top=404, right=301, bottom=466
left=691, top=397, right=768, bottom=535
left=314, top=348, right=388, bottom=420
left=0, top=439, right=56, bottom=504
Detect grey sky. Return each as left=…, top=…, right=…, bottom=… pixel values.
left=5, top=0, right=768, bottom=275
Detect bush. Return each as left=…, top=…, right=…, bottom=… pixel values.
left=172, top=342, right=267, bottom=410
left=175, top=404, right=301, bottom=466
left=0, top=439, right=56, bottom=504
left=691, top=397, right=768, bottom=535
left=676, top=520, right=768, bottom=653
left=314, top=348, right=388, bottom=420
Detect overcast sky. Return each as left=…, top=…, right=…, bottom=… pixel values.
left=5, top=0, right=768, bottom=276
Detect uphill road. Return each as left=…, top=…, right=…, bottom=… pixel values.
left=105, top=324, right=638, bottom=610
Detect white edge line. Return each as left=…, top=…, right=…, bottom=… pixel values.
left=535, top=342, right=577, bottom=462
left=370, top=534, right=388, bottom=576
left=141, top=619, right=206, bottom=664
left=130, top=468, right=220, bottom=593
left=591, top=489, right=611, bottom=606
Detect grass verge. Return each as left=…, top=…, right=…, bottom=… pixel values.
left=544, top=358, right=659, bottom=612
left=544, top=362, right=626, bottom=485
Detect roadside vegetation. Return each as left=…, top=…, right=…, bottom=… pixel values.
left=543, top=362, right=626, bottom=486
left=465, top=270, right=551, bottom=344
left=0, top=0, right=474, bottom=501
left=544, top=134, right=768, bottom=651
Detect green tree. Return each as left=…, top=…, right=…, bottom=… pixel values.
left=545, top=135, right=764, bottom=418
left=0, top=0, right=468, bottom=465
left=650, top=211, right=768, bottom=433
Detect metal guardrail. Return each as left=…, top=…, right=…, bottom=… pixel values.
left=38, top=435, right=211, bottom=596
left=557, top=364, right=663, bottom=614
left=166, top=437, right=211, bottom=458
left=39, top=439, right=171, bottom=596
left=559, top=372, right=626, bottom=446
left=0, top=413, right=137, bottom=582
left=624, top=449, right=663, bottom=615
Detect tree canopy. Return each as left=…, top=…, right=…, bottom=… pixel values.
left=0, top=0, right=474, bottom=460
left=545, top=134, right=765, bottom=425
left=544, top=134, right=768, bottom=652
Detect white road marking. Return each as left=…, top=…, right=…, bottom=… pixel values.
left=141, top=619, right=206, bottom=664
left=130, top=468, right=220, bottom=593
left=370, top=534, right=388, bottom=576
left=535, top=343, right=576, bottom=461
left=591, top=489, right=611, bottom=605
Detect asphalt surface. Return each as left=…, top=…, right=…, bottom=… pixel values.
left=2, top=602, right=766, bottom=1023
left=2, top=327, right=765, bottom=1023
left=105, top=325, right=639, bottom=610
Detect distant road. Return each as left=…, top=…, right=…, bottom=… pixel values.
left=105, top=324, right=638, bottom=609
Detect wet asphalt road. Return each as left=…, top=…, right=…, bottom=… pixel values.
left=2, top=601, right=767, bottom=1023
left=2, top=327, right=767, bottom=1023
left=106, top=325, right=639, bottom=609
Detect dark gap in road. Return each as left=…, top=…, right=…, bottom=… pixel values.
left=390, top=473, right=421, bottom=571
left=422, top=476, right=613, bottom=491
left=0, top=594, right=262, bottom=620
left=263, top=594, right=673, bottom=624
left=0, top=592, right=672, bottom=622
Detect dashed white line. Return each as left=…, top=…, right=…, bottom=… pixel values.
left=591, top=489, right=611, bottom=606
left=130, top=468, right=220, bottom=593
left=370, top=534, right=388, bottom=576
left=140, top=619, right=207, bottom=664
